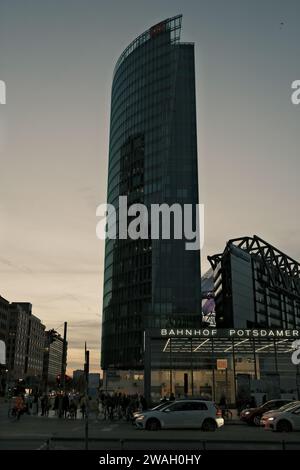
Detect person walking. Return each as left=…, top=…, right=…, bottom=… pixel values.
left=15, top=395, right=25, bottom=421
left=69, top=399, right=77, bottom=419
left=62, top=393, right=69, bottom=419
left=32, top=393, right=39, bottom=415
left=219, top=394, right=227, bottom=418
left=140, top=395, right=148, bottom=410
left=53, top=394, right=59, bottom=416
left=80, top=395, right=86, bottom=419
left=41, top=394, right=49, bottom=416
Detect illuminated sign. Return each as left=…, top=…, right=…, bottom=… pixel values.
left=160, top=328, right=300, bottom=338
left=217, top=359, right=228, bottom=370
left=150, top=21, right=166, bottom=38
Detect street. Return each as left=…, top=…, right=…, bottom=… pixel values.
left=0, top=404, right=300, bottom=450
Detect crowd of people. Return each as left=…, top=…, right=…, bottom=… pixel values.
left=97, top=392, right=148, bottom=421
left=8, top=391, right=150, bottom=422
left=9, top=392, right=88, bottom=420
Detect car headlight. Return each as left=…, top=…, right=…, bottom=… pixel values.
left=268, top=417, right=275, bottom=421
left=136, top=415, right=144, bottom=420
left=244, top=411, right=250, bottom=415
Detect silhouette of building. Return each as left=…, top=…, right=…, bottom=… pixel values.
left=101, top=15, right=201, bottom=376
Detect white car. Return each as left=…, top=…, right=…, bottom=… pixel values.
left=264, top=404, right=300, bottom=432
left=260, top=401, right=300, bottom=427
left=133, top=402, right=169, bottom=422
left=135, top=400, right=224, bottom=431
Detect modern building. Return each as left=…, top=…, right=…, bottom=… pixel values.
left=43, top=330, right=67, bottom=389
left=88, top=373, right=101, bottom=398
left=6, top=302, right=45, bottom=386
left=144, top=327, right=300, bottom=406
left=7, top=303, right=31, bottom=380
left=208, top=235, right=300, bottom=330
left=142, top=236, right=300, bottom=405
left=101, top=15, right=201, bottom=377
left=72, top=370, right=100, bottom=396
left=0, top=296, right=9, bottom=394
left=0, top=295, right=9, bottom=342
left=201, top=269, right=216, bottom=327
left=73, top=369, right=84, bottom=382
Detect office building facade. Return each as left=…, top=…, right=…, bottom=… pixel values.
left=5, top=302, right=45, bottom=385
left=208, top=235, right=300, bottom=330
left=43, top=330, right=66, bottom=388
left=0, top=296, right=9, bottom=342
left=101, top=15, right=201, bottom=372
left=142, top=236, right=300, bottom=405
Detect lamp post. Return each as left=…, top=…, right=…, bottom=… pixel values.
left=5, top=331, right=15, bottom=400
left=84, top=344, right=90, bottom=450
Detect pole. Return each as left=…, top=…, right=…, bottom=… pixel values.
left=60, top=322, right=67, bottom=392
left=5, top=332, right=15, bottom=400
left=85, top=347, right=89, bottom=451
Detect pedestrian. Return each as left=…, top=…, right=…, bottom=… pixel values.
left=140, top=395, right=148, bottom=410
left=62, top=393, right=69, bottom=419
left=41, top=394, right=47, bottom=416
left=15, top=395, right=25, bottom=421
left=32, top=393, right=39, bottom=415
left=80, top=395, right=86, bottom=419
left=69, top=399, right=77, bottom=419
left=58, top=393, right=64, bottom=418
left=53, top=394, right=59, bottom=416
left=219, top=394, right=227, bottom=418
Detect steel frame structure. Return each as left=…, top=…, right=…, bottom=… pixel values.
left=208, top=235, right=300, bottom=300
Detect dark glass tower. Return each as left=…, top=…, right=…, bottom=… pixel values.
left=101, top=15, right=201, bottom=371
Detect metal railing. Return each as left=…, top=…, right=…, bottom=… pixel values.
left=1, top=436, right=299, bottom=450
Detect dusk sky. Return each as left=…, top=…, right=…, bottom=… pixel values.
left=0, top=0, right=299, bottom=372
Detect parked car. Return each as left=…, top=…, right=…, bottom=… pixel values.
left=260, top=401, right=300, bottom=427
left=240, top=399, right=292, bottom=426
left=135, top=400, right=224, bottom=431
left=264, top=404, right=300, bottom=432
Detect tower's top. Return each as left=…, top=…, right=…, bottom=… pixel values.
left=113, top=14, right=182, bottom=78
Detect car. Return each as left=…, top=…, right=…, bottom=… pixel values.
left=132, top=402, right=170, bottom=423
left=264, top=404, right=300, bottom=432
left=260, top=401, right=300, bottom=427
left=135, top=399, right=224, bottom=431
left=240, top=399, right=292, bottom=426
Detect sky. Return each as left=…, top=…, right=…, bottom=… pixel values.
left=0, top=0, right=299, bottom=373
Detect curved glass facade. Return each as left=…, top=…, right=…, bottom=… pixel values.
left=101, top=15, right=201, bottom=370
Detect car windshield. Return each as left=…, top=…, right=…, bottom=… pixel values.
left=261, top=401, right=280, bottom=410
left=278, top=402, right=300, bottom=412
left=150, top=403, right=169, bottom=411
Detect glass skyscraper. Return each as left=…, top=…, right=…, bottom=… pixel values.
left=101, top=15, right=201, bottom=372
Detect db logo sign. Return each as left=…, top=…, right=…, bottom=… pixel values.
left=0, top=340, right=5, bottom=365
left=291, top=340, right=300, bottom=366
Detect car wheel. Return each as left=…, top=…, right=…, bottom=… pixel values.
left=276, top=420, right=293, bottom=433
left=145, top=418, right=161, bottom=431
left=202, top=419, right=217, bottom=432
left=253, top=415, right=261, bottom=427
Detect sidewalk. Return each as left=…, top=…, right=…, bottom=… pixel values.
left=223, top=409, right=245, bottom=426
